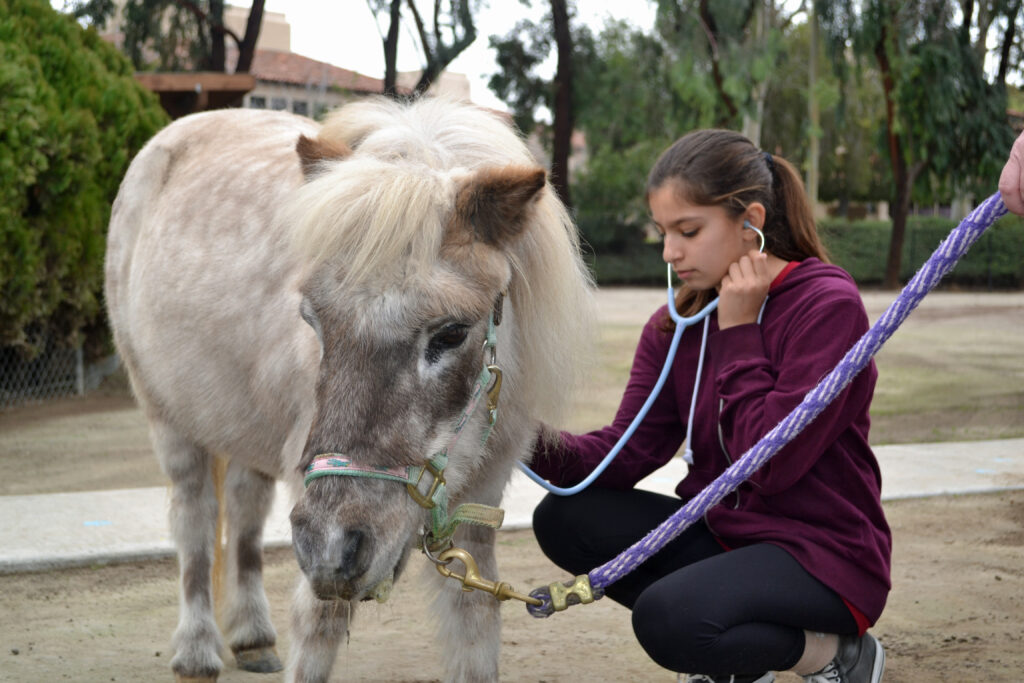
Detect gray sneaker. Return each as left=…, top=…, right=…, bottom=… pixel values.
left=681, top=673, right=775, bottom=683
left=803, top=633, right=885, bottom=682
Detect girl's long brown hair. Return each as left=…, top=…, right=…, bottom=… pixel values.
left=647, top=129, right=828, bottom=328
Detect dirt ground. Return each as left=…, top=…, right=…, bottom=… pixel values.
left=1, top=290, right=1023, bottom=681
left=1, top=492, right=1023, bottom=682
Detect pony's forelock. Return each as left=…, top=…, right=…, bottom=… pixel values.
left=286, top=96, right=596, bottom=425
left=285, top=157, right=450, bottom=289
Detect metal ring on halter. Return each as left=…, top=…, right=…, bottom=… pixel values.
left=422, top=533, right=455, bottom=566
left=482, top=337, right=496, bottom=366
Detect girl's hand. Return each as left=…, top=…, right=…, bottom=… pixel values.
left=718, top=250, right=772, bottom=329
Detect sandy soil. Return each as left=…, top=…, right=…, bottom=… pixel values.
left=1, top=492, right=1022, bottom=682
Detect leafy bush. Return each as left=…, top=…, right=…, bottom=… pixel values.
left=0, top=0, right=168, bottom=357
left=820, top=214, right=1024, bottom=287
left=583, top=213, right=1024, bottom=289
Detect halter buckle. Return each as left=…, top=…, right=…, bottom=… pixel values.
left=485, top=365, right=502, bottom=418
left=406, top=459, right=445, bottom=510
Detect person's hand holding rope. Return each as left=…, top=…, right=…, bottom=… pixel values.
left=998, top=129, right=1024, bottom=215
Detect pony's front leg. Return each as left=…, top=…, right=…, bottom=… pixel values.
left=430, top=524, right=502, bottom=683
left=223, top=462, right=282, bottom=673
left=152, top=422, right=224, bottom=682
left=285, top=577, right=352, bottom=683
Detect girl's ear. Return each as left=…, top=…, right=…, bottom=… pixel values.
left=743, top=202, right=767, bottom=230
left=740, top=202, right=767, bottom=252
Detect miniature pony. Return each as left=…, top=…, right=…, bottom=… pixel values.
left=105, top=96, right=594, bottom=682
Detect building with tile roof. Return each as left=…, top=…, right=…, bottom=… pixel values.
left=224, top=5, right=468, bottom=119
left=238, top=48, right=409, bottom=119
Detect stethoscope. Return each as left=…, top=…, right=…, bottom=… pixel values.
left=517, top=222, right=767, bottom=495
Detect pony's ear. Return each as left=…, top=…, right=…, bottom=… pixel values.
left=296, top=134, right=351, bottom=178
left=454, top=165, right=547, bottom=247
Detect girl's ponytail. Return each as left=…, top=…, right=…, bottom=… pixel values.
left=764, top=153, right=829, bottom=264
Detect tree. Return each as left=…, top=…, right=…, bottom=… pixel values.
left=65, top=0, right=266, bottom=73
left=819, top=0, right=1019, bottom=287
left=488, top=14, right=552, bottom=136
left=1, top=0, right=168, bottom=355
left=570, top=20, right=688, bottom=238
left=487, top=0, right=577, bottom=207
left=653, top=0, right=807, bottom=146
left=367, top=0, right=480, bottom=96
left=549, top=0, right=573, bottom=207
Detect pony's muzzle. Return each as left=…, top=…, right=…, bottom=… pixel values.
left=292, top=523, right=374, bottom=600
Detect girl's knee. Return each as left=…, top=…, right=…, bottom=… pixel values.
left=633, top=588, right=688, bottom=669
left=632, top=583, right=716, bottom=672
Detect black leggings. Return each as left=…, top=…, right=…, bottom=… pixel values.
left=532, top=487, right=857, bottom=676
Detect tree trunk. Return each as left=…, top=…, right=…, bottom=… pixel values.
left=875, top=19, right=908, bottom=289
left=699, top=0, right=739, bottom=124
left=997, top=0, right=1022, bottom=83
left=549, top=0, right=573, bottom=209
left=885, top=165, right=911, bottom=288
left=208, top=0, right=225, bottom=72
left=383, top=0, right=402, bottom=97
left=741, top=2, right=766, bottom=146
left=806, top=3, right=820, bottom=212
left=234, top=0, right=265, bottom=73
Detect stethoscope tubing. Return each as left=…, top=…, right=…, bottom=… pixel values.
left=516, top=223, right=765, bottom=495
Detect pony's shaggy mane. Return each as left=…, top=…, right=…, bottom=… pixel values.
left=286, top=96, right=596, bottom=425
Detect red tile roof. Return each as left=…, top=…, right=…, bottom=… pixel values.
left=246, top=49, right=411, bottom=95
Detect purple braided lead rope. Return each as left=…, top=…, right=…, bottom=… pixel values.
left=527, top=193, right=1008, bottom=617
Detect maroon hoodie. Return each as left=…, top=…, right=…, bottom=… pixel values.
left=531, top=258, right=892, bottom=625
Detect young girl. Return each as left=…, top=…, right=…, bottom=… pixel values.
left=529, top=129, right=891, bottom=683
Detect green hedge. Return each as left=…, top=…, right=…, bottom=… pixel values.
left=819, top=214, right=1024, bottom=287
left=0, top=0, right=168, bottom=357
left=582, top=214, right=1024, bottom=289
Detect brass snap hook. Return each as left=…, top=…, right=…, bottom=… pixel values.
left=433, top=546, right=541, bottom=606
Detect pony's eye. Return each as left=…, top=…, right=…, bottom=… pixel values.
left=426, top=323, right=469, bottom=363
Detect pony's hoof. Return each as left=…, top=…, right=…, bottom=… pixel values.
left=235, top=646, right=283, bottom=673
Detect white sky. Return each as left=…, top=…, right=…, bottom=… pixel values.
left=240, top=1, right=658, bottom=111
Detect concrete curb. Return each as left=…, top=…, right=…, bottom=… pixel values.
left=2, top=438, right=1022, bottom=574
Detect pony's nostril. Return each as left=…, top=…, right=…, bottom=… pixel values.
left=336, top=528, right=370, bottom=581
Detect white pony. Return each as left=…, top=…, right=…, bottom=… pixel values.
left=105, top=96, right=595, bottom=682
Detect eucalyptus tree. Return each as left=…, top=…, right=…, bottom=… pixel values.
left=653, top=0, right=807, bottom=146
left=486, top=0, right=576, bottom=207
left=818, top=0, right=1020, bottom=287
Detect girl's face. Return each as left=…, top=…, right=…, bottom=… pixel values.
left=649, top=184, right=760, bottom=291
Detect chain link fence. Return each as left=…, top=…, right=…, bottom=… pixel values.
left=1, top=345, right=86, bottom=410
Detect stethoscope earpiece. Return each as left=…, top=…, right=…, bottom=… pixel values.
left=743, top=220, right=766, bottom=254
